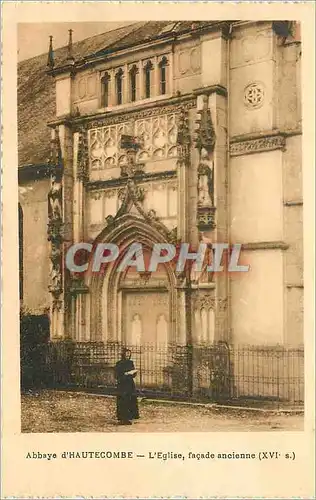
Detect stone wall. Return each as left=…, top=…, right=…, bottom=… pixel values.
left=228, top=22, right=302, bottom=346
left=22, top=21, right=302, bottom=347
left=19, top=178, right=50, bottom=314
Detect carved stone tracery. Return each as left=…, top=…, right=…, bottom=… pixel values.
left=176, top=108, right=191, bottom=166
left=88, top=113, right=179, bottom=172
left=77, top=129, right=89, bottom=182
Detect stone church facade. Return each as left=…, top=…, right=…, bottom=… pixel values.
left=18, top=21, right=303, bottom=348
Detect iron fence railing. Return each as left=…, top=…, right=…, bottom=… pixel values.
left=21, top=341, right=304, bottom=404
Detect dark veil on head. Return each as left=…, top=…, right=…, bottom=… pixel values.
left=121, top=347, right=131, bottom=360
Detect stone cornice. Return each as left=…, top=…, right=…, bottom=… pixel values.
left=86, top=170, right=177, bottom=191
left=284, top=200, right=303, bottom=207
left=230, top=128, right=302, bottom=157
left=230, top=132, right=286, bottom=157
left=242, top=241, right=289, bottom=251
left=48, top=21, right=232, bottom=77
left=48, top=93, right=197, bottom=130
left=48, top=86, right=228, bottom=131
left=231, top=128, right=302, bottom=143
left=193, top=85, right=228, bottom=98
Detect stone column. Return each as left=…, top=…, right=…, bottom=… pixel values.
left=153, top=55, right=159, bottom=96
left=176, top=109, right=190, bottom=241
left=193, top=90, right=229, bottom=343
left=168, top=49, right=174, bottom=95
left=194, top=27, right=229, bottom=344
left=71, top=128, right=89, bottom=341
left=209, top=91, right=229, bottom=341
left=123, top=63, right=128, bottom=104
left=48, top=123, right=74, bottom=340
left=108, top=69, right=115, bottom=107
left=61, top=123, right=74, bottom=340
left=138, top=60, right=144, bottom=100
left=175, top=107, right=192, bottom=346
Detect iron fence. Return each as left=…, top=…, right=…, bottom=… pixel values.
left=21, top=340, right=304, bottom=404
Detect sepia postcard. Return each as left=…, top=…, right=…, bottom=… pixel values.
left=1, top=1, right=315, bottom=498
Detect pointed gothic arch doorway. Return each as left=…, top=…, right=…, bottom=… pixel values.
left=119, top=259, right=170, bottom=346
left=88, top=214, right=177, bottom=344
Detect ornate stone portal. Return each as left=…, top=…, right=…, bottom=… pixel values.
left=57, top=99, right=224, bottom=345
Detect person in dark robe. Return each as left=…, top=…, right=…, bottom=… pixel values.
left=115, top=349, right=139, bottom=425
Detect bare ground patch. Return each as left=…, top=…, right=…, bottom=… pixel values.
left=21, top=390, right=304, bottom=433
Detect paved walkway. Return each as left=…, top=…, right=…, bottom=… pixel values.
left=21, top=390, right=304, bottom=433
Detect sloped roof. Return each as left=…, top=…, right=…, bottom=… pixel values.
left=18, top=22, right=147, bottom=168
left=18, top=21, right=218, bottom=168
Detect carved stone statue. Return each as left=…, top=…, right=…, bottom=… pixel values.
left=48, top=172, right=62, bottom=220
left=50, top=265, right=62, bottom=290
left=50, top=246, right=61, bottom=265
left=198, top=148, right=214, bottom=207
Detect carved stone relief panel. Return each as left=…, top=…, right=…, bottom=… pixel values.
left=87, top=188, right=121, bottom=227
left=243, top=82, right=265, bottom=109
left=87, top=191, right=104, bottom=225
left=168, top=184, right=177, bottom=217
left=135, top=114, right=178, bottom=161
left=75, top=73, right=97, bottom=101
left=88, top=113, right=178, bottom=174
left=122, top=291, right=170, bottom=345
left=141, top=180, right=178, bottom=221
left=104, top=189, right=119, bottom=218
left=89, top=122, right=133, bottom=171
left=175, top=45, right=201, bottom=77
left=230, top=27, right=273, bottom=69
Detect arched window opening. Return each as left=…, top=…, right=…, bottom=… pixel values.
left=101, top=73, right=110, bottom=108
left=144, top=61, right=153, bottom=99
left=159, top=56, right=168, bottom=95
left=129, top=65, right=138, bottom=103
left=18, top=203, right=23, bottom=301
left=115, top=68, right=123, bottom=105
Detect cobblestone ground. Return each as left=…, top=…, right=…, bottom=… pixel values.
left=21, top=390, right=304, bottom=433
